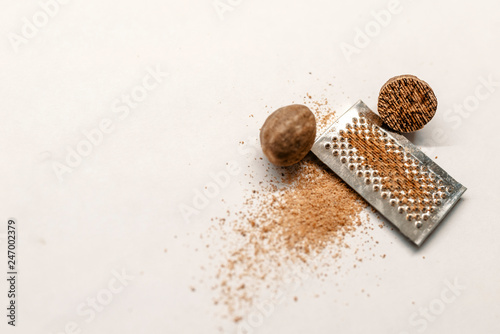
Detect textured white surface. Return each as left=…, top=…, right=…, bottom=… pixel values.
left=0, top=0, right=499, bottom=333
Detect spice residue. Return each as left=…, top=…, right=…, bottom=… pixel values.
left=205, top=93, right=383, bottom=323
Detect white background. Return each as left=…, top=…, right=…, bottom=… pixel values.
left=0, top=0, right=499, bottom=333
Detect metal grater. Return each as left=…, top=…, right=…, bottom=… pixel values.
left=311, top=100, right=466, bottom=246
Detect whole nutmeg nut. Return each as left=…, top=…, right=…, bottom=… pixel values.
left=378, top=75, right=438, bottom=133
left=260, top=104, right=316, bottom=167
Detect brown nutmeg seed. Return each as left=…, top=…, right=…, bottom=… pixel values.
left=260, top=104, right=316, bottom=167
left=378, top=75, right=438, bottom=133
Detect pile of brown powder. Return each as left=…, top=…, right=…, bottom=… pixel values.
left=207, top=93, right=383, bottom=323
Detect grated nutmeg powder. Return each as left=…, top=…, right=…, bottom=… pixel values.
left=207, top=94, right=383, bottom=323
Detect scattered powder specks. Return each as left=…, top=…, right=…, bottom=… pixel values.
left=205, top=93, right=384, bottom=322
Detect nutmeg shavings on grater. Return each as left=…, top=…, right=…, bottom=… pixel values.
left=312, top=100, right=466, bottom=246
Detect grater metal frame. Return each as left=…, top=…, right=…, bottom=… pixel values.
left=311, top=100, right=466, bottom=246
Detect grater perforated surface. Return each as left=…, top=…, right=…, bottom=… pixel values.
left=311, top=101, right=466, bottom=246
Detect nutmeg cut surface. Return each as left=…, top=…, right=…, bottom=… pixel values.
left=378, top=75, right=438, bottom=133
